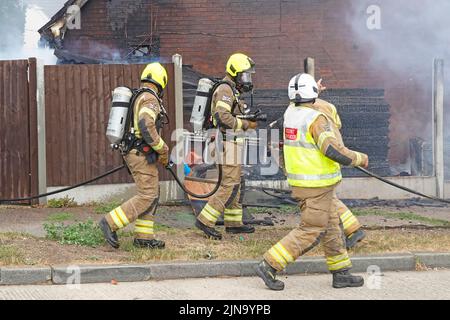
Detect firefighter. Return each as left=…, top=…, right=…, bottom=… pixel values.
left=271, top=80, right=366, bottom=249
left=99, top=63, right=169, bottom=250
left=195, top=53, right=258, bottom=240
left=255, top=73, right=368, bottom=290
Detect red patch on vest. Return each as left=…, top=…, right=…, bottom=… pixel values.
left=285, top=128, right=298, bottom=140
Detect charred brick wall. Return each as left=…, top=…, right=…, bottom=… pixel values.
left=60, top=0, right=433, bottom=166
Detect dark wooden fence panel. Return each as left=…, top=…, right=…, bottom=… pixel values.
left=44, top=63, right=175, bottom=186
left=0, top=59, right=38, bottom=203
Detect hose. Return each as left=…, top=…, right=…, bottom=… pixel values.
left=355, top=166, right=450, bottom=205
left=165, top=162, right=223, bottom=199
left=0, top=165, right=126, bottom=204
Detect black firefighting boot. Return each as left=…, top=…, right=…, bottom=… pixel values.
left=133, top=238, right=165, bottom=249
left=195, top=220, right=222, bottom=240
left=346, top=229, right=366, bottom=249
left=254, top=260, right=285, bottom=291
left=99, top=218, right=120, bottom=249
left=226, top=225, right=255, bottom=234
left=332, top=269, right=364, bottom=289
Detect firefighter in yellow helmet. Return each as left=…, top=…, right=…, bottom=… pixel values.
left=255, top=73, right=369, bottom=290
left=99, top=62, right=169, bottom=249
left=195, top=53, right=258, bottom=240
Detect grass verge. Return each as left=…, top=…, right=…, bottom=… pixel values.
left=43, top=219, right=105, bottom=247
left=353, top=209, right=450, bottom=226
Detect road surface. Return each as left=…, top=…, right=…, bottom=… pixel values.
left=0, top=270, right=449, bottom=300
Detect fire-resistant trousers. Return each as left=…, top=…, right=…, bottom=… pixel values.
left=105, top=151, right=159, bottom=240
left=264, top=184, right=352, bottom=273
left=197, top=140, right=244, bottom=228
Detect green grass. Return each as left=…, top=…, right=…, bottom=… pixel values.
left=43, top=219, right=105, bottom=247
left=353, top=209, right=450, bottom=226
left=248, top=204, right=297, bottom=215
left=93, top=201, right=121, bottom=214
left=0, top=245, right=25, bottom=265
left=47, top=196, right=78, bottom=208
left=45, top=212, right=74, bottom=222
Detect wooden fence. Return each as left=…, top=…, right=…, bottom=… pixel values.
left=0, top=59, right=39, bottom=203
left=44, top=63, right=176, bottom=187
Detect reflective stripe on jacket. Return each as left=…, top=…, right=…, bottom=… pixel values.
left=283, top=103, right=342, bottom=188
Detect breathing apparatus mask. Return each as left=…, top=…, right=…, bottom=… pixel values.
left=236, top=68, right=255, bottom=93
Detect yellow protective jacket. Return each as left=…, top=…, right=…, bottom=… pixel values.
left=284, top=104, right=342, bottom=188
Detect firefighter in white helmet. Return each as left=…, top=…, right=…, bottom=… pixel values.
left=255, top=73, right=369, bottom=290
left=99, top=63, right=169, bottom=250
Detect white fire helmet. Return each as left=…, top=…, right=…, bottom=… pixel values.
left=288, top=73, right=319, bottom=103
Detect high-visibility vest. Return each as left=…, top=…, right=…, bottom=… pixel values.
left=283, top=103, right=342, bottom=188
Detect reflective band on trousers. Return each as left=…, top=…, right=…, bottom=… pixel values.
left=200, top=204, right=221, bottom=223
left=109, top=207, right=130, bottom=229
left=224, top=209, right=243, bottom=222
left=267, top=242, right=295, bottom=269
left=327, top=253, right=352, bottom=271
left=135, top=219, right=154, bottom=235
left=340, top=210, right=358, bottom=230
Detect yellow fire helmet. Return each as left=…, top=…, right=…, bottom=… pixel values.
left=141, top=62, right=168, bottom=91
left=226, top=53, right=255, bottom=77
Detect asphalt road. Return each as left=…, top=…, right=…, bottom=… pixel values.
left=0, top=270, right=449, bottom=300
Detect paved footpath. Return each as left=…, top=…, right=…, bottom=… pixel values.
left=0, top=270, right=449, bottom=300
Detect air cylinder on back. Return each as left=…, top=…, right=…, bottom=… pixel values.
left=190, top=78, right=215, bottom=133
left=106, top=87, right=133, bottom=145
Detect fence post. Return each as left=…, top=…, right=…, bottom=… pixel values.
left=304, top=57, right=315, bottom=78
left=432, top=58, right=445, bottom=198
left=172, top=54, right=185, bottom=200
left=36, top=59, right=47, bottom=204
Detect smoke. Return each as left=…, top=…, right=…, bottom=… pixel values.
left=345, top=0, right=450, bottom=170
left=346, top=0, right=450, bottom=75
left=0, top=3, right=57, bottom=65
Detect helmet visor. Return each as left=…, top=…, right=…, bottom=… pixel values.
left=239, top=72, right=253, bottom=84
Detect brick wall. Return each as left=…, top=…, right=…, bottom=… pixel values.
left=60, top=0, right=437, bottom=165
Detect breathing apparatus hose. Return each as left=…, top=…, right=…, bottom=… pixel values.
left=355, top=166, right=450, bottom=204
left=165, top=162, right=223, bottom=199
left=0, top=165, right=127, bottom=204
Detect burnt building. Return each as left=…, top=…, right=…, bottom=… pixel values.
left=38, top=0, right=450, bottom=177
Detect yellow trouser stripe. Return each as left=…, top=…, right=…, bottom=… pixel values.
left=139, top=107, right=157, bottom=120
left=274, top=243, right=295, bottom=263
left=340, top=210, right=357, bottom=229
left=134, top=227, right=154, bottom=235
left=109, top=210, right=124, bottom=229
left=327, top=253, right=352, bottom=271
left=152, top=138, right=166, bottom=151
left=224, top=209, right=242, bottom=215
left=224, top=216, right=242, bottom=222
left=268, top=247, right=288, bottom=268
left=109, top=207, right=129, bottom=229
left=216, top=101, right=232, bottom=112
left=116, top=207, right=130, bottom=225
left=135, top=219, right=154, bottom=227
left=318, top=131, right=336, bottom=150
left=200, top=210, right=218, bottom=223
left=200, top=205, right=220, bottom=223
left=205, top=204, right=220, bottom=218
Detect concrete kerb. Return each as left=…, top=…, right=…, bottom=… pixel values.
left=0, top=253, right=449, bottom=286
